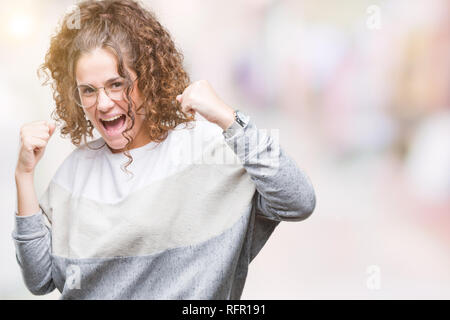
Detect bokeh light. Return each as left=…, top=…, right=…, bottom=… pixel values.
left=8, top=13, right=33, bottom=38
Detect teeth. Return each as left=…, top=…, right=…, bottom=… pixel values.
left=102, top=115, right=122, bottom=122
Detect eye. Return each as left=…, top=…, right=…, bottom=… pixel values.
left=111, top=81, right=125, bottom=89
left=80, top=86, right=95, bottom=95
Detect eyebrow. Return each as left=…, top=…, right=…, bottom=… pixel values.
left=79, top=77, right=122, bottom=87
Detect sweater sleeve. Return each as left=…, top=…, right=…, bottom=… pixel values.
left=222, top=116, right=316, bottom=222
left=11, top=208, right=56, bottom=295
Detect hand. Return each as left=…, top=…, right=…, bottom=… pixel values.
left=176, top=80, right=235, bottom=130
left=16, top=120, right=56, bottom=175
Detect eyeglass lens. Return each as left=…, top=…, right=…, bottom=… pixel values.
left=74, top=78, right=130, bottom=108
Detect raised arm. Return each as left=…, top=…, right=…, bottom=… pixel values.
left=12, top=120, right=56, bottom=295
left=175, top=80, right=316, bottom=222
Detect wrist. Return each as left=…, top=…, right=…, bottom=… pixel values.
left=15, top=168, right=34, bottom=180
left=215, top=105, right=235, bottom=131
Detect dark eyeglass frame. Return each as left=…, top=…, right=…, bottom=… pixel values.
left=73, top=77, right=139, bottom=109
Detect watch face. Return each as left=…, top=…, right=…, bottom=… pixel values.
left=235, top=110, right=249, bottom=127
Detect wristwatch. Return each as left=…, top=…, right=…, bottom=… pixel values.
left=223, top=109, right=250, bottom=138
left=233, top=109, right=249, bottom=128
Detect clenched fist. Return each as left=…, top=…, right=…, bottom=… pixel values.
left=176, top=80, right=235, bottom=130
left=16, top=120, right=56, bottom=175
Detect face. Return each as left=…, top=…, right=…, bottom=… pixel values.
left=75, top=47, right=151, bottom=153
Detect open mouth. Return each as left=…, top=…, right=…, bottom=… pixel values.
left=100, top=114, right=126, bottom=136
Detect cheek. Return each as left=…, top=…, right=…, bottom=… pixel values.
left=129, top=93, right=145, bottom=121
left=84, top=110, right=95, bottom=122
left=130, top=86, right=144, bottom=108
left=119, top=91, right=141, bottom=112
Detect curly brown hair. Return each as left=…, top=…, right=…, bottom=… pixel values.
left=39, top=0, right=195, bottom=177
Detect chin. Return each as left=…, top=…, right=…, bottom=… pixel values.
left=103, top=136, right=128, bottom=152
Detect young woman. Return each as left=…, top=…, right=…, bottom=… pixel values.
left=13, top=0, right=316, bottom=299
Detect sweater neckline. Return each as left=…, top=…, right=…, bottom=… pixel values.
left=103, top=138, right=161, bottom=159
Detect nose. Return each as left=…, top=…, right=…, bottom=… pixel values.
left=96, top=88, right=115, bottom=111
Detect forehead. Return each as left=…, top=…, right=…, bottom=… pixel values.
left=75, top=47, right=127, bottom=86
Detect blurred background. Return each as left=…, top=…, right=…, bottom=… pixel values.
left=1, top=0, right=449, bottom=299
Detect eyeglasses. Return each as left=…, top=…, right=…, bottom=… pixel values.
left=73, top=77, right=138, bottom=108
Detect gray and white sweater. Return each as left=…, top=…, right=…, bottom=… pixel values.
left=11, top=116, right=316, bottom=299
